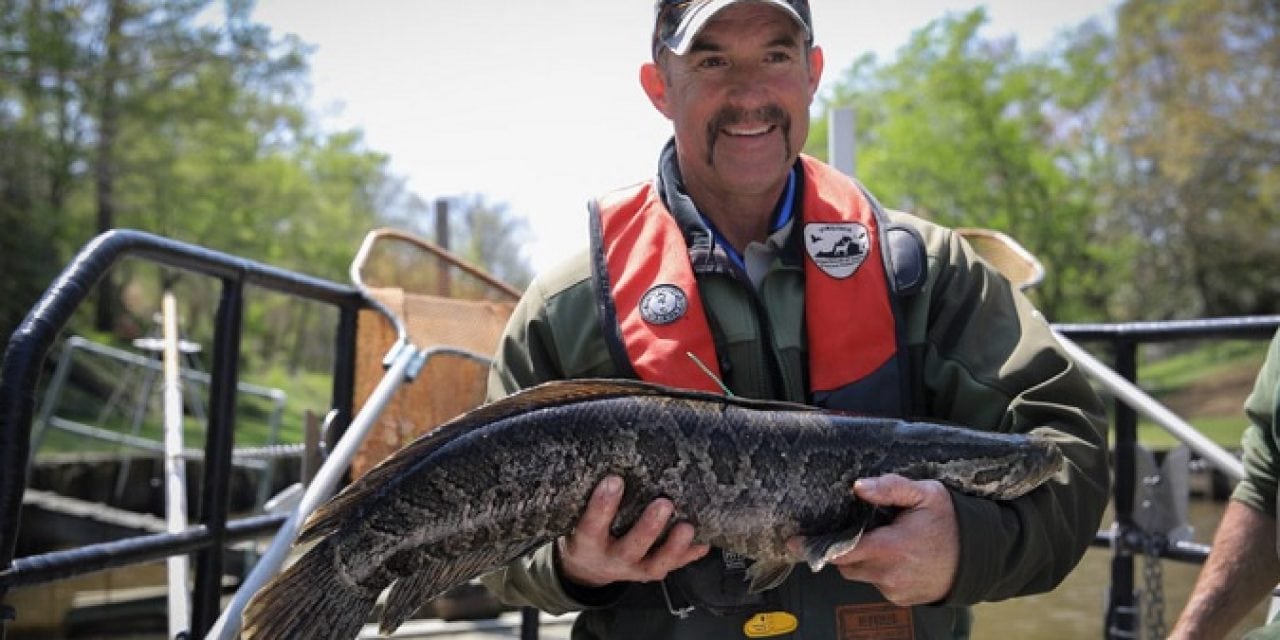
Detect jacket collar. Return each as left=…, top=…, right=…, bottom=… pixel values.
left=654, top=138, right=804, bottom=272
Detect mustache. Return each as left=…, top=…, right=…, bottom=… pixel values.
left=705, top=104, right=792, bottom=166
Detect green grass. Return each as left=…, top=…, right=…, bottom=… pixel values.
left=1138, top=339, right=1265, bottom=398
left=1109, top=338, right=1268, bottom=450
left=1135, top=415, right=1248, bottom=451
left=33, top=355, right=335, bottom=456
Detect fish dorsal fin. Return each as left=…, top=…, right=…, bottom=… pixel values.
left=301, top=379, right=684, bottom=541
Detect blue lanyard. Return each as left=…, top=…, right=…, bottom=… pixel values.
left=702, top=168, right=797, bottom=270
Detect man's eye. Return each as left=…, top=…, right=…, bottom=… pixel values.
left=765, top=51, right=792, bottom=63
left=696, top=56, right=727, bottom=69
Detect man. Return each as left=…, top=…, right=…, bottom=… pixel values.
left=1171, top=329, right=1280, bottom=640
left=482, top=1, right=1109, bottom=638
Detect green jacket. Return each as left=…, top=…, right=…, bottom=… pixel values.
left=482, top=160, right=1109, bottom=640
left=1232, top=328, right=1280, bottom=518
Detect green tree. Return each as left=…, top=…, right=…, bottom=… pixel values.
left=1104, top=0, right=1280, bottom=317
left=451, top=194, right=533, bottom=291
left=0, top=0, right=85, bottom=340
left=0, top=0, right=528, bottom=365
left=810, top=9, right=1127, bottom=321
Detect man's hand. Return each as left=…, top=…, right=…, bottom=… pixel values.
left=794, top=473, right=960, bottom=606
left=557, top=475, right=711, bottom=589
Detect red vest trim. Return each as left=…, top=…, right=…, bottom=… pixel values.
left=591, top=155, right=898, bottom=396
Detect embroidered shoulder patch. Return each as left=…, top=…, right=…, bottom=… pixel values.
left=804, top=222, right=870, bottom=279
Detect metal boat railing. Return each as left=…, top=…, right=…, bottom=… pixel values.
left=0, top=229, right=365, bottom=638
left=2, top=228, right=1278, bottom=640
left=1058, top=316, right=1280, bottom=639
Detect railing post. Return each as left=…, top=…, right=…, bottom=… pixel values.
left=327, top=304, right=359, bottom=448
left=1106, top=338, right=1139, bottom=639
left=190, top=278, right=245, bottom=637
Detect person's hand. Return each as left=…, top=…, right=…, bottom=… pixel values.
left=557, top=475, right=711, bottom=589
left=792, top=473, right=960, bottom=605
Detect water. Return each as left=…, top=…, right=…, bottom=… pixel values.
left=971, top=498, right=1271, bottom=639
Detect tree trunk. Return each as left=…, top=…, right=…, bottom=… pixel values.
left=94, top=0, right=127, bottom=332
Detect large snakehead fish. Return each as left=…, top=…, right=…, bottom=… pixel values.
left=242, top=378, right=1064, bottom=639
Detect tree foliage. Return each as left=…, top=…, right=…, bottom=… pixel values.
left=1103, top=0, right=1280, bottom=317
left=0, top=0, right=531, bottom=358
left=811, top=3, right=1278, bottom=321
left=447, top=194, right=534, bottom=291
left=809, top=9, right=1124, bottom=321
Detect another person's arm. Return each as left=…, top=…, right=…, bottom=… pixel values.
left=1172, top=329, right=1280, bottom=637
left=1170, top=500, right=1280, bottom=639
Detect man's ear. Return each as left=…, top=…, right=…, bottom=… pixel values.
left=808, top=46, right=825, bottom=98
left=640, top=62, right=672, bottom=119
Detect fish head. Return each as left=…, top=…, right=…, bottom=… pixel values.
left=886, top=423, right=1067, bottom=501
left=927, top=435, right=1064, bottom=500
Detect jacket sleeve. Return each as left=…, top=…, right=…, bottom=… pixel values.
left=909, top=226, right=1111, bottom=606
left=480, top=266, right=626, bottom=614
left=1230, top=329, right=1280, bottom=517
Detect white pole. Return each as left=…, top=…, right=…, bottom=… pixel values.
left=161, top=290, right=191, bottom=638
left=828, top=107, right=856, bottom=178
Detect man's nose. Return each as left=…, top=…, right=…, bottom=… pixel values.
left=723, top=66, right=771, bottom=107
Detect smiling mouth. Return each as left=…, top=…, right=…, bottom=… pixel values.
left=723, top=123, right=776, bottom=137
left=705, top=104, right=792, bottom=166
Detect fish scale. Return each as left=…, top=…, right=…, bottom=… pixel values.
left=242, top=378, right=1064, bottom=640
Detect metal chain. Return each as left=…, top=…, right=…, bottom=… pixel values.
left=1142, top=533, right=1167, bottom=640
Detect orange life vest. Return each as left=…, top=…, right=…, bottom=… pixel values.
left=589, top=155, right=923, bottom=413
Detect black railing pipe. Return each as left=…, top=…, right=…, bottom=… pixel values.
left=0, top=514, right=284, bottom=589
left=190, top=279, right=245, bottom=637
left=328, top=304, right=359, bottom=449
left=0, top=229, right=364, bottom=635
left=1108, top=340, right=1140, bottom=639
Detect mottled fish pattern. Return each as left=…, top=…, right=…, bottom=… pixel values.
left=242, top=379, right=1063, bottom=639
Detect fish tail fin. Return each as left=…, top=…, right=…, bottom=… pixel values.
left=243, top=543, right=381, bottom=640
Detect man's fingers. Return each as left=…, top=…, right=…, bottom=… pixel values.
left=575, top=475, right=624, bottom=538
left=614, top=498, right=675, bottom=563
left=558, top=480, right=708, bottom=587
left=853, top=473, right=929, bottom=508
left=648, top=521, right=710, bottom=572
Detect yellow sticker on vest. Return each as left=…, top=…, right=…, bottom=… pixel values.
left=743, top=611, right=799, bottom=638
left=835, top=602, right=914, bottom=640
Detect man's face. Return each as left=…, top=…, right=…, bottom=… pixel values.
left=642, top=3, right=823, bottom=201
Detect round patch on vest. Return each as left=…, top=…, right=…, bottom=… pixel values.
left=639, top=284, right=688, bottom=325
left=804, top=222, right=870, bottom=279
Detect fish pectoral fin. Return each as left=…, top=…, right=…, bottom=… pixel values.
left=745, top=561, right=794, bottom=594
left=800, top=503, right=897, bottom=572
left=800, top=526, right=866, bottom=573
